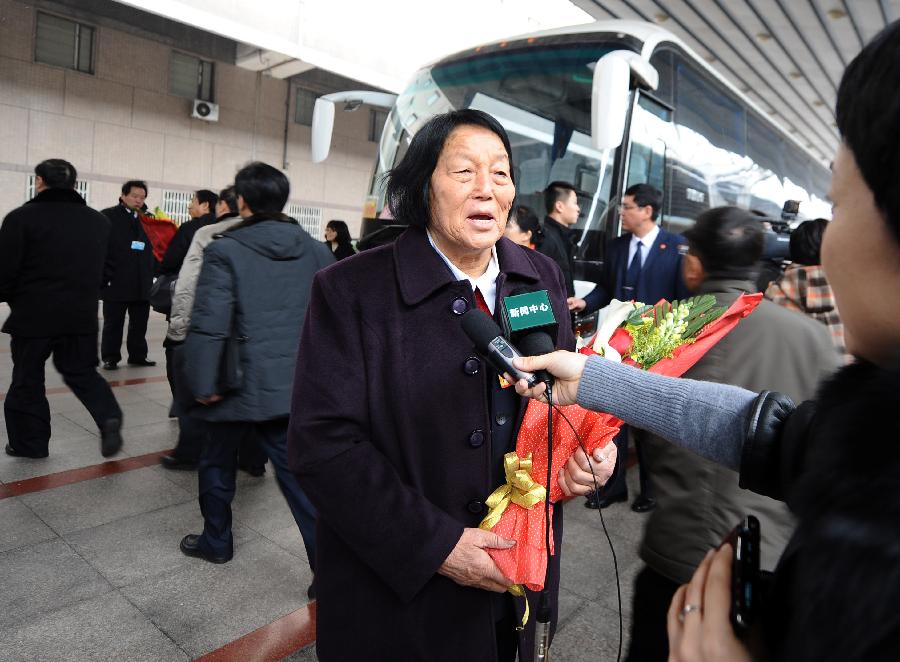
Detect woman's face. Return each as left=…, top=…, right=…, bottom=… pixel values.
left=324, top=226, right=336, bottom=242
left=428, top=125, right=515, bottom=257
left=504, top=218, right=532, bottom=247
left=823, top=143, right=900, bottom=363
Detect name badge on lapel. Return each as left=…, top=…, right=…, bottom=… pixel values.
left=131, top=240, right=146, bottom=251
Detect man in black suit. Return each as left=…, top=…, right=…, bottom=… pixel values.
left=100, top=180, right=157, bottom=370
left=570, top=183, right=690, bottom=512
left=0, top=159, right=123, bottom=458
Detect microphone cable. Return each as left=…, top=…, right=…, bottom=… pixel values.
left=538, top=392, right=623, bottom=662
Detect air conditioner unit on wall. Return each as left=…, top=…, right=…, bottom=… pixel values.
left=191, top=99, right=219, bottom=122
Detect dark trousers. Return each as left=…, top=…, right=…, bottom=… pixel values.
left=4, top=334, right=122, bottom=456
left=101, top=300, right=150, bottom=363
left=625, top=565, right=680, bottom=662
left=163, top=346, right=266, bottom=467
left=198, top=418, right=316, bottom=568
left=596, top=426, right=654, bottom=500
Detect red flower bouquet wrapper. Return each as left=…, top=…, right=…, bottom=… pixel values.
left=484, top=293, right=762, bottom=591
left=139, top=214, right=178, bottom=262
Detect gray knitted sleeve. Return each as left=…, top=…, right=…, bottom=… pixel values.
left=575, top=355, right=758, bottom=470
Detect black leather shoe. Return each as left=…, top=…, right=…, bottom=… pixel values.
left=102, top=360, right=118, bottom=370
left=631, top=495, right=657, bottom=513
left=160, top=454, right=198, bottom=471
left=127, top=358, right=156, bottom=367
left=585, top=492, right=628, bottom=509
left=5, top=443, right=49, bottom=459
left=100, top=418, right=123, bottom=457
left=180, top=534, right=232, bottom=564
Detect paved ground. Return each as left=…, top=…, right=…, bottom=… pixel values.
left=0, top=305, right=648, bottom=661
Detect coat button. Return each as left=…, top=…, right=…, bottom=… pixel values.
left=451, top=297, right=469, bottom=315
left=467, top=500, right=485, bottom=514
left=495, top=413, right=508, bottom=426
left=463, top=356, right=480, bottom=375
left=468, top=430, right=485, bottom=448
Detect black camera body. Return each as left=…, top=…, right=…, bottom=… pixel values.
left=722, top=515, right=761, bottom=636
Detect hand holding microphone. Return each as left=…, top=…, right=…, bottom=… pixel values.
left=512, top=351, right=588, bottom=406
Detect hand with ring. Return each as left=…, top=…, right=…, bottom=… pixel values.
left=666, top=544, right=753, bottom=662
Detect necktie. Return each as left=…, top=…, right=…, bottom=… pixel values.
left=474, top=287, right=492, bottom=316
left=624, top=241, right=643, bottom=295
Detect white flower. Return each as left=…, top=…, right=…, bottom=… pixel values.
left=588, top=299, right=637, bottom=362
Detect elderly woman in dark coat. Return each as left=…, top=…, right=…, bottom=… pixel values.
left=179, top=162, right=333, bottom=586
left=288, top=110, right=609, bottom=661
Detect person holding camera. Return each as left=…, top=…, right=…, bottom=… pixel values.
left=512, top=20, right=900, bottom=660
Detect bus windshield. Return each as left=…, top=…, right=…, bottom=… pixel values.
left=369, top=41, right=625, bottom=252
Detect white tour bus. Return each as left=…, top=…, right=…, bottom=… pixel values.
left=311, top=20, right=831, bottom=283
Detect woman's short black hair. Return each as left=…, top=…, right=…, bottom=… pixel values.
left=34, top=159, right=76, bottom=189
left=326, top=219, right=353, bottom=245
left=789, top=218, right=829, bottom=266
left=836, top=20, right=900, bottom=242
left=234, top=161, right=289, bottom=214
left=684, top=206, right=764, bottom=276
left=510, top=205, right=541, bottom=236
left=385, top=109, right=515, bottom=228
left=218, top=185, right=239, bottom=214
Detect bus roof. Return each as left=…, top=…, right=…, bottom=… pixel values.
left=429, top=20, right=828, bottom=167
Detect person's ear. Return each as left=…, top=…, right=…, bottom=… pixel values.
left=682, top=253, right=706, bottom=291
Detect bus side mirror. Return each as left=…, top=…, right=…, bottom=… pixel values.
left=591, top=51, right=659, bottom=151
left=311, top=91, right=398, bottom=163
left=311, top=98, right=336, bottom=163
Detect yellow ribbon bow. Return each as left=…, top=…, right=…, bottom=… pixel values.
left=479, top=452, right=547, bottom=630
left=479, top=452, right=546, bottom=531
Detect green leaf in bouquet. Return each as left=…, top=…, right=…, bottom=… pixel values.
left=683, top=305, right=727, bottom=338
left=625, top=304, right=653, bottom=326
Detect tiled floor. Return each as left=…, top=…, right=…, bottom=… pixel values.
left=0, top=304, right=648, bottom=661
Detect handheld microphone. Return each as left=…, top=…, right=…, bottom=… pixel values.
left=460, top=310, right=538, bottom=388
left=501, top=289, right=558, bottom=386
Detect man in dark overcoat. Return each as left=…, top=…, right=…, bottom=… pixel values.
left=100, top=180, right=156, bottom=370
left=0, top=159, right=123, bottom=458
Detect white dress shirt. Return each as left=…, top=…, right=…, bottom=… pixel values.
left=427, top=230, right=500, bottom=314
left=627, top=224, right=660, bottom=268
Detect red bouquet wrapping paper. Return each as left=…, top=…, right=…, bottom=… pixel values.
left=139, top=213, right=177, bottom=262
left=483, top=293, right=762, bottom=591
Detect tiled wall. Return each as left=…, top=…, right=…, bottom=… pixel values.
left=0, top=0, right=378, bottom=237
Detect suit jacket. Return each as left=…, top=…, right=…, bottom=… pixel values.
left=0, top=188, right=110, bottom=337
left=288, top=227, right=574, bottom=662
left=583, top=226, right=690, bottom=312
left=101, top=203, right=155, bottom=302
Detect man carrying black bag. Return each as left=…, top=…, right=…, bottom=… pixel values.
left=177, top=163, right=333, bottom=600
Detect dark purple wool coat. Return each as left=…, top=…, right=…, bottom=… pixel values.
left=288, top=226, right=574, bottom=661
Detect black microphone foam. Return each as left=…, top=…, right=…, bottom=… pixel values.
left=460, top=309, right=503, bottom=352
left=518, top=331, right=555, bottom=357
left=518, top=331, right=556, bottom=386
